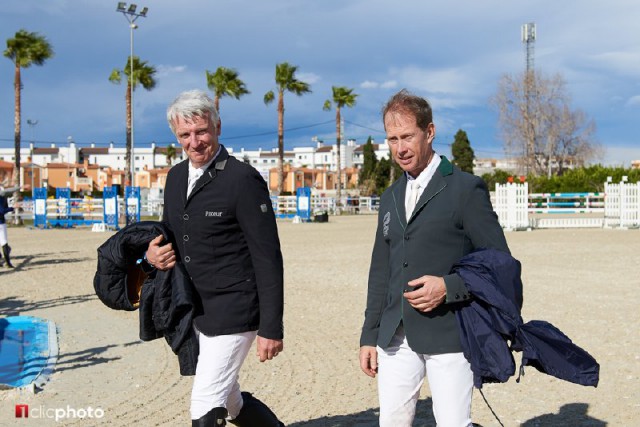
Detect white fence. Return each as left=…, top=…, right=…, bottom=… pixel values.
left=6, top=180, right=639, bottom=230
left=495, top=182, right=530, bottom=230
left=604, top=181, right=640, bottom=228
left=494, top=179, right=640, bottom=230
left=269, top=196, right=380, bottom=217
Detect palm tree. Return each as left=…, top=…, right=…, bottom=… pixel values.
left=264, top=62, right=311, bottom=194
left=3, top=29, right=53, bottom=224
left=165, top=144, right=176, bottom=166
left=205, top=66, right=250, bottom=115
left=109, top=55, right=157, bottom=186
left=323, top=86, right=357, bottom=204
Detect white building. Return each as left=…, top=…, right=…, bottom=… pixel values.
left=0, top=137, right=417, bottom=189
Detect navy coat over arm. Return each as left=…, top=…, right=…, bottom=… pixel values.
left=452, top=248, right=600, bottom=389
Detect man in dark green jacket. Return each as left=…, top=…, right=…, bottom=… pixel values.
left=359, top=89, right=510, bottom=426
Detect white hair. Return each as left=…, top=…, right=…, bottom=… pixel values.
left=166, top=90, right=219, bottom=135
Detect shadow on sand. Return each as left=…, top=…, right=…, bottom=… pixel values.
left=287, top=399, right=605, bottom=426
left=54, top=341, right=142, bottom=373
left=0, top=294, right=98, bottom=317
left=0, top=250, right=92, bottom=275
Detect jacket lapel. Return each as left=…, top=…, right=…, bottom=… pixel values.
left=173, top=162, right=189, bottom=206
left=409, top=156, right=454, bottom=223
left=391, top=174, right=409, bottom=227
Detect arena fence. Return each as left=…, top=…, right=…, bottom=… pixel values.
left=604, top=180, right=640, bottom=228
left=494, top=182, right=530, bottom=230
left=5, top=181, right=639, bottom=230
left=494, top=178, right=640, bottom=230
left=28, top=186, right=140, bottom=230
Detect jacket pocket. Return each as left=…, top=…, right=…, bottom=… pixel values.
left=211, top=275, right=255, bottom=292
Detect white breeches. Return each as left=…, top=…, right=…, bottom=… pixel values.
left=190, top=328, right=257, bottom=419
left=377, top=326, right=473, bottom=427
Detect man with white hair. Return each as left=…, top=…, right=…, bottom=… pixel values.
left=145, top=90, right=285, bottom=426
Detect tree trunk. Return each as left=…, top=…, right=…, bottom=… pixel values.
left=335, top=107, right=342, bottom=207
left=125, top=80, right=132, bottom=188
left=214, top=96, right=220, bottom=115
left=277, top=90, right=284, bottom=195
left=12, top=64, right=23, bottom=225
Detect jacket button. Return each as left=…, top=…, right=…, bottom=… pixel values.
left=404, top=235, right=410, bottom=240
left=184, top=256, right=191, bottom=263
left=183, top=214, right=189, bottom=220
left=403, top=262, right=408, bottom=267
left=455, top=294, right=460, bottom=300
left=183, top=235, right=189, bottom=241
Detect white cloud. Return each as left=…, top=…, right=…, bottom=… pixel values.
left=156, top=65, right=187, bottom=78
left=297, top=72, right=320, bottom=85
left=358, top=80, right=396, bottom=90
left=394, top=66, right=469, bottom=95
left=626, top=95, right=640, bottom=107
left=360, top=81, right=379, bottom=89
left=587, top=51, right=640, bottom=77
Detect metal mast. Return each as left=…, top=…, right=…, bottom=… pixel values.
left=521, top=22, right=536, bottom=176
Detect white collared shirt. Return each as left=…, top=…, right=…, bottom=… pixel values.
left=404, top=152, right=441, bottom=208
left=187, top=145, right=221, bottom=197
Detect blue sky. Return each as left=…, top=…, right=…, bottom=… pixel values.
left=1, top=0, right=638, bottom=166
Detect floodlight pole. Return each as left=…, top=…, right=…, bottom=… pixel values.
left=116, top=3, right=148, bottom=187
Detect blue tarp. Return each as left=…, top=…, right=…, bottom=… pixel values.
left=0, top=316, right=58, bottom=389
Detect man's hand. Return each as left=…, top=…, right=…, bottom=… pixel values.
left=145, top=235, right=176, bottom=271
left=403, top=275, right=446, bottom=312
left=257, top=336, right=283, bottom=362
left=359, top=346, right=378, bottom=378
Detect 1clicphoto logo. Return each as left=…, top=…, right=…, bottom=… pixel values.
left=15, top=404, right=28, bottom=418
left=15, top=404, right=105, bottom=422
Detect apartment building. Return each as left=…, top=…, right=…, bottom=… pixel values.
left=0, top=138, right=388, bottom=194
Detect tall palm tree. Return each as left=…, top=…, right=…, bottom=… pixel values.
left=323, top=86, right=357, bottom=203
left=109, top=55, right=157, bottom=186
left=264, top=62, right=311, bottom=194
left=4, top=29, right=53, bottom=224
left=205, top=66, right=250, bottom=114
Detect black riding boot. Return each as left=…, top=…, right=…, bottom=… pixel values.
left=2, top=244, right=13, bottom=268
left=192, top=407, right=228, bottom=427
left=229, top=392, right=285, bottom=427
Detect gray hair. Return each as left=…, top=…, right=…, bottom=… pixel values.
left=166, top=90, right=220, bottom=135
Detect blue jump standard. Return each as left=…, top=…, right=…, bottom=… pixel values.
left=0, top=316, right=58, bottom=388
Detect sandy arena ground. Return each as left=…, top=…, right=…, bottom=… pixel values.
left=1, top=216, right=639, bottom=426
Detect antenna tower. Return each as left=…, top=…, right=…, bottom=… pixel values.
left=521, top=23, right=536, bottom=74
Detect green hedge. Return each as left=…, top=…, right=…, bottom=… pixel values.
left=481, top=166, right=640, bottom=193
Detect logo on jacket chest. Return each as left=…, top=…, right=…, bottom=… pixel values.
left=383, top=211, right=391, bottom=237
left=205, top=211, right=223, bottom=217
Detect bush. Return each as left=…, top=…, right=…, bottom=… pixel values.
left=481, top=165, right=640, bottom=193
